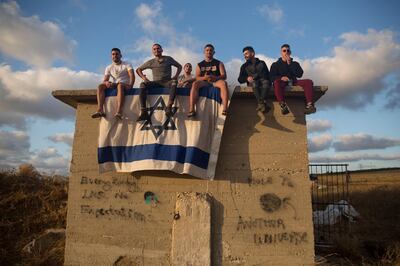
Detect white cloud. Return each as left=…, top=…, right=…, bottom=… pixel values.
left=0, top=129, right=70, bottom=175
left=307, top=119, right=333, bottom=133
left=308, top=133, right=333, bottom=153
left=0, top=112, right=26, bottom=129
left=384, top=75, right=400, bottom=109
left=135, top=1, right=167, bottom=34
left=35, top=147, right=59, bottom=159
left=0, top=65, right=101, bottom=127
left=131, top=1, right=203, bottom=85
left=310, top=152, right=400, bottom=163
left=301, top=29, right=400, bottom=109
left=134, top=1, right=198, bottom=49
left=259, top=4, right=283, bottom=23
left=30, top=147, right=70, bottom=175
left=0, top=1, right=76, bottom=67
left=48, top=133, right=74, bottom=146
left=333, top=133, right=400, bottom=151
left=229, top=29, right=400, bottom=110
left=0, top=130, right=30, bottom=161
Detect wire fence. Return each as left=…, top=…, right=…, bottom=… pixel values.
left=309, top=164, right=350, bottom=246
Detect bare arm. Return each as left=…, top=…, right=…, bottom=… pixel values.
left=128, top=69, right=135, bottom=88
left=172, top=64, right=182, bottom=80
left=218, top=62, right=227, bottom=80
left=136, top=68, right=149, bottom=82
left=102, top=74, right=112, bottom=88
left=103, top=74, right=110, bottom=83
left=170, top=58, right=182, bottom=80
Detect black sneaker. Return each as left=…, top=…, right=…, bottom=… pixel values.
left=262, top=103, right=270, bottom=113
left=305, top=104, right=316, bottom=115
left=137, top=111, right=149, bottom=121
left=259, top=103, right=266, bottom=113
left=91, top=111, right=106, bottom=119
left=165, top=106, right=173, bottom=117
left=280, top=102, right=289, bottom=115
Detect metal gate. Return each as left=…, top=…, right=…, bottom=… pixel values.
left=309, top=164, right=350, bottom=246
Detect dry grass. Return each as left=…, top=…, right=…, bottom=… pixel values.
left=323, top=186, right=400, bottom=265
left=0, top=165, right=68, bottom=266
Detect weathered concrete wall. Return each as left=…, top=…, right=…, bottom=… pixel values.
left=171, top=192, right=211, bottom=265
left=63, top=93, right=315, bottom=265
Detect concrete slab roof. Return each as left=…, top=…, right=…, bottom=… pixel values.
left=52, top=86, right=328, bottom=109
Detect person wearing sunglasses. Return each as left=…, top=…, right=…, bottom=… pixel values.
left=270, top=44, right=316, bottom=115
left=238, top=46, right=271, bottom=113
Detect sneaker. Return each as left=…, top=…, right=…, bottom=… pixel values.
left=260, top=103, right=269, bottom=113
left=261, top=103, right=270, bottom=113
left=187, top=110, right=196, bottom=118
left=137, top=111, right=149, bottom=121
left=305, top=104, right=316, bottom=115
left=114, top=113, right=123, bottom=120
left=91, top=111, right=106, bottom=119
left=280, top=102, right=289, bottom=115
left=165, top=106, right=173, bottom=117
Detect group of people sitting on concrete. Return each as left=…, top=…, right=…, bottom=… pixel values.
left=91, top=43, right=316, bottom=121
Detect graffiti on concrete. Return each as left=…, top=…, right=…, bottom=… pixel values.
left=82, top=189, right=107, bottom=200
left=236, top=216, right=286, bottom=231
left=248, top=175, right=295, bottom=188
left=259, top=193, right=298, bottom=219
left=80, top=205, right=146, bottom=222
left=279, top=175, right=294, bottom=187
left=80, top=176, right=142, bottom=200
left=254, top=231, right=307, bottom=245
left=80, top=176, right=140, bottom=193
left=144, top=191, right=159, bottom=205
left=259, top=193, right=286, bottom=213
left=248, top=176, right=273, bottom=186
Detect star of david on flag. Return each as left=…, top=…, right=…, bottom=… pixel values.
left=96, top=87, right=228, bottom=179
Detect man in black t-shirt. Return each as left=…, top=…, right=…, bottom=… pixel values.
left=238, top=46, right=271, bottom=113
left=188, top=44, right=229, bottom=117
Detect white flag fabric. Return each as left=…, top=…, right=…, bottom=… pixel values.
left=97, top=86, right=228, bottom=179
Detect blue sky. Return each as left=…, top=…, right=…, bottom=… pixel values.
left=0, top=0, right=399, bottom=174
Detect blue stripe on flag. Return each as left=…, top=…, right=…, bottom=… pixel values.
left=104, top=86, right=221, bottom=103
left=98, top=144, right=210, bottom=169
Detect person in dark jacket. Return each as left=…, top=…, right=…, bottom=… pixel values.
left=270, top=44, right=316, bottom=115
left=238, top=46, right=271, bottom=113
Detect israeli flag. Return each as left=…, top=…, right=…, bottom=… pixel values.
left=97, top=87, right=228, bottom=179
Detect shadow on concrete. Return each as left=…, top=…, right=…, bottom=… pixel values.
left=261, top=98, right=294, bottom=132
left=214, top=92, right=293, bottom=184
left=211, top=197, right=224, bottom=266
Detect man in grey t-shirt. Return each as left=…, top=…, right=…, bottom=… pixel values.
left=136, top=43, right=182, bottom=121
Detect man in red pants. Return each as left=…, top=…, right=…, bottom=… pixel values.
left=270, top=44, right=316, bottom=115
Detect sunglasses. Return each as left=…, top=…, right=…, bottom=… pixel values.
left=282, top=49, right=291, bottom=53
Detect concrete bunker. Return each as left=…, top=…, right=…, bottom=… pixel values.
left=53, top=85, right=327, bottom=265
